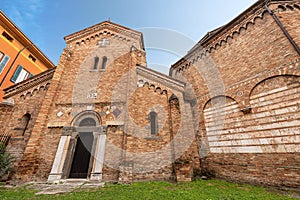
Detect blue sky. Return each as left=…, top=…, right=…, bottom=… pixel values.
left=0, top=0, right=256, bottom=74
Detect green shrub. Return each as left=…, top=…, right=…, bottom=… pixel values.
left=0, top=143, right=13, bottom=180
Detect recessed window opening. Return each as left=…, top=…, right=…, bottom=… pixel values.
left=21, top=113, right=31, bottom=136
left=101, top=56, right=107, bottom=69
left=29, top=55, right=36, bottom=62
left=150, top=111, right=158, bottom=135
left=93, top=56, right=99, bottom=69
left=2, top=32, right=13, bottom=42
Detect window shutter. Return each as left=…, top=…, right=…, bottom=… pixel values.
left=0, top=55, right=10, bottom=74
left=16, top=69, right=29, bottom=83
left=11, top=65, right=22, bottom=83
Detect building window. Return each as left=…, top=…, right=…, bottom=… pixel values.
left=28, top=54, right=36, bottom=62
left=2, top=32, right=13, bottom=42
left=149, top=111, right=158, bottom=135
left=79, top=117, right=96, bottom=127
left=101, top=56, right=107, bottom=69
left=20, top=113, right=31, bottom=136
left=93, top=56, right=99, bottom=69
left=11, top=65, right=29, bottom=83
left=0, top=54, right=10, bottom=74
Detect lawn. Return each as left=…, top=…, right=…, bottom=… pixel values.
left=0, top=180, right=298, bottom=200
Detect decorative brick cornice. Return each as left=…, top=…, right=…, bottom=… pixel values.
left=3, top=67, right=56, bottom=98
left=64, top=20, right=144, bottom=49
left=136, top=65, right=185, bottom=92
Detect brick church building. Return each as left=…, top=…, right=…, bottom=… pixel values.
left=0, top=0, right=299, bottom=187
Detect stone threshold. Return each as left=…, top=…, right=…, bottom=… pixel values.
left=5, top=179, right=105, bottom=195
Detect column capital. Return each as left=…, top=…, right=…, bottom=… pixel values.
left=62, top=126, right=75, bottom=136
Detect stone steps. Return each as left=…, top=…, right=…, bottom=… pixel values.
left=23, top=180, right=104, bottom=195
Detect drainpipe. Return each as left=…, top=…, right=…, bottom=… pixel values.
left=0, top=43, right=34, bottom=87
left=265, top=4, right=300, bottom=56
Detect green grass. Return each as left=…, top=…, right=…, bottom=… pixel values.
left=0, top=180, right=298, bottom=200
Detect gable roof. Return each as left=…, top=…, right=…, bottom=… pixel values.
left=64, top=20, right=145, bottom=49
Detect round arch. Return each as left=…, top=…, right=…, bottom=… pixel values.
left=249, top=75, right=300, bottom=98
left=202, top=95, right=238, bottom=111
left=71, top=110, right=101, bottom=127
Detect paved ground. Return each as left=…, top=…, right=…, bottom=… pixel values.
left=19, top=180, right=104, bottom=195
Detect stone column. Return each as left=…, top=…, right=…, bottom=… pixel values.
left=90, top=126, right=107, bottom=181
left=47, top=127, right=73, bottom=182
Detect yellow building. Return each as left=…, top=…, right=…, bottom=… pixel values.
left=0, top=10, right=54, bottom=101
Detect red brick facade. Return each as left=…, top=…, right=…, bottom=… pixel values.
left=170, top=0, right=300, bottom=187
left=0, top=0, right=299, bottom=188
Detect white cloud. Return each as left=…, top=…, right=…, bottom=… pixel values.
left=1, top=0, right=45, bottom=31
left=0, top=0, right=46, bottom=48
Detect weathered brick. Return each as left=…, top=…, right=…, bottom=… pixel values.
left=0, top=0, right=299, bottom=188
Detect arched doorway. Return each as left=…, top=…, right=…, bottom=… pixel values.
left=69, top=117, right=96, bottom=178
left=48, top=111, right=107, bottom=182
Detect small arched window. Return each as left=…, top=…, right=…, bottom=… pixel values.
left=79, top=117, right=97, bottom=127
left=101, top=56, right=107, bottom=69
left=93, top=56, right=99, bottom=69
left=149, top=111, right=158, bottom=135
left=20, top=113, right=31, bottom=136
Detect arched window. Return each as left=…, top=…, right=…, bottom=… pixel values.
left=149, top=111, right=158, bottom=135
left=101, top=56, right=107, bottom=69
left=20, top=113, right=31, bottom=136
left=79, top=117, right=96, bottom=127
left=93, top=56, right=99, bottom=69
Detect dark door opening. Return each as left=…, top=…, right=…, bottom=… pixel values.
left=69, top=132, right=94, bottom=178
